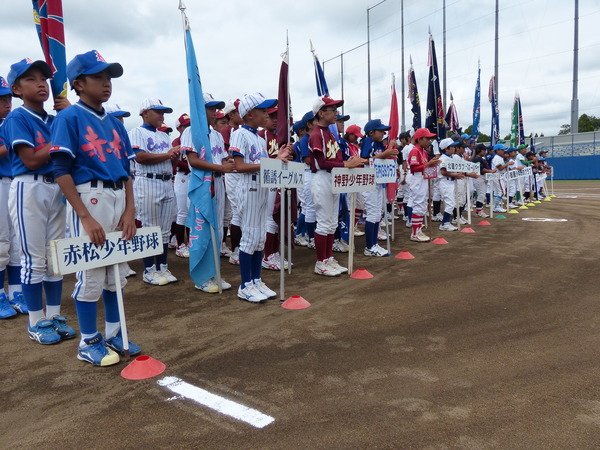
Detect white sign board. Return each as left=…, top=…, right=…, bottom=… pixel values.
left=508, top=166, right=533, bottom=180
left=485, top=172, right=500, bottom=181
left=331, top=167, right=377, bottom=193
left=49, top=226, right=163, bottom=275
left=371, top=158, right=397, bottom=184
left=260, top=158, right=305, bottom=188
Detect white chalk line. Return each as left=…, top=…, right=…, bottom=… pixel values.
left=158, top=376, right=275, bottom=429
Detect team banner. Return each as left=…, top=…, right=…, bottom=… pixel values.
left=276, top=46, right=292, bottom=146
left=260, top=158, right=305, bottom=188
left=331, top=167, right=376, bottom=193
left=510, top=93, right=520, bottom=147
left=485, top=172, right=501, bottom=181
left=408, top=59, right=422, bottom=130
left=49, top=227, right=163, bottom=276
left=472, top=66, right=481, bottom=141
left=440, top=160, right=479, bottom=173
left=445, top=93, right=461, bottom=134
left=489, top=75, right=500, bottom=146
left=371, top=159, right=396, bottom=184
left=507, top=167, right=533, bottom=180
left=425, top=34, right=445, bottom=139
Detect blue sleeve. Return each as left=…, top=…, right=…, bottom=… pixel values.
left=50, top=113, right=78, bottom=157
left=299, top=135, right=311, bottom=159
left=5, top=112, right=34, bottom=149
left=360, top=137, right=372, bottom=159
left=50, top=151, right=74, bottom=178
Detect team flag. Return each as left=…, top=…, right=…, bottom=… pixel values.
left=510, top=93, right=520, bottom=147
left=518, top=95, right=526, bottom=144
left=488, top=75, right=500, bottom=146
left=310, top=42, right=339, bottom=140
left=445, top=93, right=461, bottom=134
left=32, top=0, right=67, bottom=98
left=277, top=42, right=293, bottom=146
left=388, top=74, right=400, bottom=142
left=425, top=34, right=445, bottom=139
left=408, top=57, right=422, bottom=130
left=180, top=8, right=218, bottom=287
left=472, top=65, right=481, bottom=141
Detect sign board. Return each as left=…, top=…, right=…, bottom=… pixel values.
left=49, top=226, right=163, bottom=275
left=371, top=158, right=397, bottom=184
left=508, top=166, right=534, bottom=180
left=260, top=158, right=305, bottom=188
left=485, top=172, right=500, bottom=181
left=331, top=167, right=377, bottom=193
left=423, top=165, right=439, bottom=180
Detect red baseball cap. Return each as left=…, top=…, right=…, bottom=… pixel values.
left=176, top=113, right=190, bottom=127
left=413, top=128, right=436, bottom=141
left=312, top=95, right=344, bottom=115
left=266, top=106, right=278, bottom=115
left=215, top=110, right=225, bottom=119
left=345, top=124, right=364, bottom=138
left=158, top=123, right=173, bottom=133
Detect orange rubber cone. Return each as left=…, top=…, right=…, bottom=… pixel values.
left=432, top=237, right=448, bottom=244
left=121, top=355, right=166, bottom=380
left=460, top=227, right=475, bottom=233
left=281, top=295, right=311, bottom=310
left=351, top=268, right=373, bottom=279
left=478, top=220, right=491, bottom=226
left=395, top=251, right=415, bottom=260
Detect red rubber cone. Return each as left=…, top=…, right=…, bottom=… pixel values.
left=432, top=237, right=448, bottom=244
left=478, top=220, right=491, bottom=226
left=121, top=355, right=166, bottom=380
left=281, top=295, right=311, bottom=310
left=460, top=227, right=475, bottom=233
left=395, top=251, right=415, bottom=260
left=351, top=268, right=373, bottom=279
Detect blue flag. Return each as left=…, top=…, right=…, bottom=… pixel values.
left=472, top=67, right=481, bottom=141
left=488, top=75, right=500, bottom=146
left=182, top=19, right=218, bottom=286
left=311, top=46, right=339, bottom=141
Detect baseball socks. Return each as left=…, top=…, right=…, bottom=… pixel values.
left=22, top=283, right=45, bottom=327
left=314, top=233, right=328, bottom=261
left=411, top=215, right=424, bottom=236
left=229, top=224, right=242, bottom=253
left=43, top=280, right=63, bottom=320
left=364, top=221, right=377, bottom=249
left=238, top=251, right=253, bottom=287
left=295, top=213, right=306, bottom=237
left=432, top=201, right=441, bottom=217
left=7, top=265, right=25, bottom=310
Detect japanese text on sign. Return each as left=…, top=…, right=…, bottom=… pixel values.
left=331, top=167, right=377, bottom=193
left=371, top=158, right=397, bottom=184
left=260, top=158, right=305, bottom=188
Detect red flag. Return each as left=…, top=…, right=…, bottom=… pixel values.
left=388, top=75, right=399, bottom=142
left=276, top=47, right=292, bottom=146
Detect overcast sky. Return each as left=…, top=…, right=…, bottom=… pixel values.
left=2, top=0, right=599, bottom=138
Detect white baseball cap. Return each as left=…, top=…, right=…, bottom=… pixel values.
left=139, top=98, right=173, bottom=115
left=103, top=103, right=131, bottom=118
left=439, top=138, right=455, bottom=150
left=238, top=92, right=277, bottom=118
left=311, top=95, right=344, bottom=115
left=223, top=100, right=237, bottom=115
left=203, top=93, right=225, bottom=109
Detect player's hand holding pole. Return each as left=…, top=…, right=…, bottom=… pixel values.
left=344, top=156, right=367, bottom=168
left=220, top=158, right=236, bottom=173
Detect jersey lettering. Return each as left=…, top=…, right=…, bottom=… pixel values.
left=81, top=126, right=108, bottom=162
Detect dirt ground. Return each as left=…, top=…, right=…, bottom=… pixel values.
left=1, top=181, right=600, bottom=449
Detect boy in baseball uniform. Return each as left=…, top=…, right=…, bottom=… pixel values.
left=4, top=58, right=74, bottom=344
left=51, top=50, right=140, bottom=366
left=437, top=138, right=461, bottom=231
left=129, top=98, right=180, bottom=286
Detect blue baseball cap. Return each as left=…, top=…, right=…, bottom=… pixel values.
left=103, top=103, right=131, bottom=118
left=292, top=120, right=305, bottom=134
left=493, top=143, right=508, bottom=151
left=337, top=114, right=350, bottom=122
left=203, top=92, right=225, bottom=109
left=67, top=50, right=123, bottom=89
left=0, top=76, right=11, bottom=96
left=7, top=58, right=53, bottom=91
left=301, top=111, right=315, bottom=123
left=238, top=92, right=277, bottom=118
left=507, top=146, right=518, bottom=153
left=364, top=119, right=391, bottom=135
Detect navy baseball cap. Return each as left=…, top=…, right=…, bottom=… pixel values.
left=7, top=58, right=53, bottom=90
left=364, top=119, right=391, bottom=135
left=292, top=120, right=305, bottom=134
left=0, top=76, right=10, bottom=96
left=301, top=111, right=315, bottom=123
left=203, top=93, right=226, bottom=109
left=337, top=114, right=350, bottom=122
left=493, top=143, right=508, bottom=151
left=67, top=50, right=123, bottom=89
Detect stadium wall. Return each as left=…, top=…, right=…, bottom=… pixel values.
left=545, top=155, right=600, bottom=180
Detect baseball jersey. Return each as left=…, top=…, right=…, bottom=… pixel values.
left=472, top=155, right=488, bottom=175
left=180, top=127, right=228, bottom=165
left=298, top=133, right=311, bottom=167
left=3, top=105, right=54, bottom=176
left=0, top=118, right=11, bottom=177
left=258, top=129, right=278, bottom=158
left=408, top=145, right=428, bottom=173
left=491, top=154, right=506, bottom=173
left=50, top=101, right=134, bottom=184
left=230, top=125, right=267, bottom=180
left=515, top=153, right=526, bottom=169
left=128, top=124, right=172, bottom=176
left=308, top=125, right=343, bottom=172
left=360, top=136, right=385, bottom=159
left=338, top=136, right=350, bottom=160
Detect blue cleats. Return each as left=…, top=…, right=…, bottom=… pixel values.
left=0, top=293, right=17, bottom=319
left=105, top=329, right=141, bottom=356
left=50, top=315, right=77, bottom=340
left=9, top=291, right=28, bottom=314
left=77, top=333, right=120, bottom=367
left=28, top=319, right=61, bottom=344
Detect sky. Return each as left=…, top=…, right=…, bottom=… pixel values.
left=2, top=0, right=599, bottom=138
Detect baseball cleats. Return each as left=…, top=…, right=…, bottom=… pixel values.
left=377, top=229, right=388, bottom=241
left=353, top=226, right=365, bottom=237
left=410, top=232, right=431, bottom=242
left=105, top=329, right=141, bottom=356
left=432, top=213, right=443, bottom=222
left=229, top=248, right=240, bottom=265
left=314, top=260, right=340, bottom=277
left=476, top=210, right=489, bottom=218
left=294, top=235, right=309, bottom=247
left=364, top=244, right=389, bottom=257
left=159, top=264, right=178, bottom=283
left=493, top=207, right=506, bottom=213
left=332, top=239, right=350, bottom=253
left=143, top=266, right=169, bottom=286
left=307, top=238, right=316, bottom=249
left=195, top=277, right=232, bottom=293
left=175, top=244, right=190, bottom=258
left=439, top=223, right=458, bottom=231
left=262, top=253, right=289, bottom=271
left=125, top=268, right=137, bottom=278
left=327, top=257, right=348, bottom=274
left=237, top=282, right=267, bottom=303
left=168, top=235, right=178, bottom=249
left=253, top=279, right=277, bottom=299
left=50, top=315, right=76, bottom=340
left=0, top=293, right=17, bottom=319
left=220, top=243, right=232, bottom=258
left=9, top=291, right=28, bottom=314
left=28, top=319, right=62, bottom=345
left=77, top=333, right=120, bottom=366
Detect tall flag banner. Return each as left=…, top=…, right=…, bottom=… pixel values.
left=310, top=42, right=338, bottom=140
left=408, top=57, right=422, bottom=130
left=518, top=96, right=526, bottom=144
left=425, top=34, right=445, bottom=139
left=32, top=0, right=67, bottom=98
left=445, top=93, right=461, bottom=134
left=510, top=93, right=520, bottom=147
left=388, top=74, right=400, bottom=141
left=180, top=6, right=218, bottom=286
left=277, top=43, right=292, bottom=146
left=488, top=75, right=500, bottom=146
left=472, top=64, right=481, bottom=141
